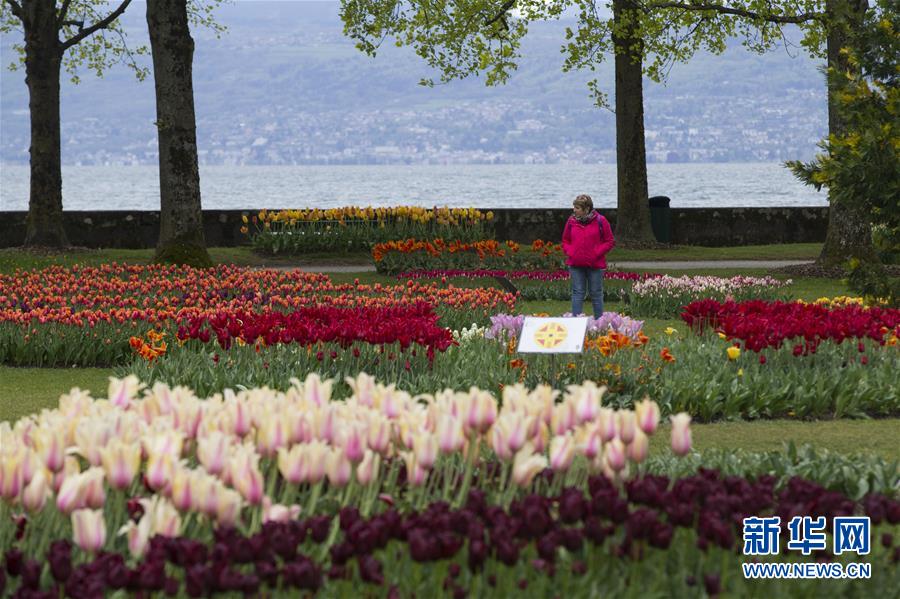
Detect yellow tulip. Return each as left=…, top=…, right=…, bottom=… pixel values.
left=726, top=346, right=741, bottom=360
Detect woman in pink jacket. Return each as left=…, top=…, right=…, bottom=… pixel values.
left=561, top=194, right=615, bottom=316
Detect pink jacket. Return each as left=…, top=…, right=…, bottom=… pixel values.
left=562, top=212, right=615, bottom=269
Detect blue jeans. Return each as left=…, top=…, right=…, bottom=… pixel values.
left=570, top=266, right=604, bottom=316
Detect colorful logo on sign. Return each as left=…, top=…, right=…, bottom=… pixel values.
left=533, top=322, right=568, bottom=349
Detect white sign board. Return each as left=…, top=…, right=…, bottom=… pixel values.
left=517, top=317, right=588, bottom=354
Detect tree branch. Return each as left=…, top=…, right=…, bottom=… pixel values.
left=61, top=0, right=132, bottom=51
left=485, top=0, right=516, bottom=27
left=4, top=0, right=24, bottom=20
left=645, top=1, right=823, bottom=23
left=57, top=0, right=73, bottom=27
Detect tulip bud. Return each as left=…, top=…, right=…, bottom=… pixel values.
left=22, top=469, right=50, bottom=512
left=0, top=451, right=24, bottom=501
left=72, top=509, right=106, bottom=553
left=33, top=429, right=66, bottom=473
left=490, top=424, right=513, bottom=461
left=597, top=408, right=617, bottom=443
left=169, top=468, right=193, bottom=512
left=120, top=516, right=152, bottom=559
left=256, top=416, right=289, bottom=458
left=262, top=496, right=301, bottom=523
left=230, top=449, right=264, bottom=505
left=356, top=450, right=380, bottom=486
left=549, top=434, right=575, bottom=472
left=341, top=424, right=366, bottom=464
left=627, top=429, right=649, bottom=464
left=726, top=346, right=741, bottom=361
left=670, top=413, right=693, bottom=456
left=80, top=467, right=106, bottom=510
left=197, top=431, right=230, bottom=476
left=437, top=415, right=465, bottom=454
left=402, top=451, right=428, bottom=487
left=604, top=439, right=626, bottom=472
left=305, top=441, right=330, bottom=484
left=366, top=416, right=391, bottom=454
left=512, top=444, right=547, bottom=488
left=326, top=448, right=352, bottom=488
left=413, top=432, right=439, bottom=470
left=108, top=375, right=144, bottom=409
left=145, top=452, right=175, bottom=492
left=634, top=398, right=660, bottom=435
left=617, top=411, right=637, bottom=445
left=278, top=445, right=308, bottom=484
left=99, top=439, right=141, bottom=491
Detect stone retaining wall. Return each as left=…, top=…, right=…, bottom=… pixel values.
left=0, top=207, right=829, bottom=248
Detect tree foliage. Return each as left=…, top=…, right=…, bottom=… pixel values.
left=787, top=0, right=899, bottom=300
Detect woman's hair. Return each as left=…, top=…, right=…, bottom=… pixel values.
left=573, top=194, right=593, bottom=211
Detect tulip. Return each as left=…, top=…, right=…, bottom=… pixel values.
left=230, top=449, right=264, bottom=505
left=627, top=430, right=649, bottom=464
left=56, top=473, right=86, bottom=515
left=145, top=452, right=175, bottom=492
left=99, top=439, right=141, bottom=491
left=670, top=413, right=693, bottom=456
left=257, top=415, right=289, bottom=457
left=549, top=434, right=575, bottom=472
left=490, top=424, right=513, bottom=461
left=72, top=509, right=106, bottom=553
left=74, top=421, right=113, bottom=467
left=79, top=467, right=106, bottom=510
left=119, top=515, right=152, bottom=558
left=262, top=496, right=301, bottom=523
left=326, top=448, right=352, bottom=488
left=402, top=451, right=428, bottom=487
left=288, top=411, right=314, bottom=444
left=22, top=469, right=50, bottom=512
left=577, top=425, right=602, bottom=460
left=169, top=468, right=194, bottom=512
left=634, top=398, right=660, bottom=435
left=303, top=372, right=333, bottom=406
left=108, top=375, right=144, bottom=409
left=597, top=408, right=617, bottom=443
left=604, top=439, right=626, bottom=472
left=146, top=496, right=181, bottom=537
left=465, top=390, right=497, bottom=434
left=617, top=411, right=637, bottom=445
left=174, top=400, right=204, bottom=439
left=366, top=416, right=391, bottom=454
left=197, top=431, right=230, bottom=476
left=437, top=415, right=465, bottom=454
left=316, top=407, right=337, bottom=444
left=231, top=397, right=252, bottom=437
left=512, top=444, right=547, bottom=488
left=278, top=445, right=308, bottom=484
left=216, top=488, right=244, bottom=528
left=551, top=402, right=576, bottom=436
left=574, top=384, right=603, bottom=424
left=32, top=428, right=66, bottom=473
left=726, top=346, right=741, bottom=360
left=302, top=441, right=329, bottom=484
left=0, top=451, right=23, bottom=501
left=340, top=424, right=366, bottom=464
left=356, top=450, right=380, bottom=485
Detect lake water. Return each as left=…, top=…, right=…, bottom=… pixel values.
left=0, top=163, right=826, bottom=210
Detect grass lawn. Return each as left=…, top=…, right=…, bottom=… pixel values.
left=0, top=243, right=825, bottom=274
left=2, top=366, right=897, bottom=461
left=0, top=366, right=114, bottom=423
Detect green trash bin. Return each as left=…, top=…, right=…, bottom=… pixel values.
left=648, top=196, right=671, bottom=243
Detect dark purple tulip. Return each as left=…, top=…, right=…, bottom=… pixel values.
left=559, top=488, right=586, bottom=524
left=231, top=536, right=255, bottom=563
left=211, top=541, right=231, bottom=564
left=126, top=497, right=145, bottom=522
left=583, top=517, right=606, bottom=545
left=408, top=528, right=435, bottom=562
left=48, top=540, right=72, bottom=583
left=0, top=568, right=5, bottom=595
left=5, top=549, right=23, bottom=577
left=103, top=555, right=129, bottom=590
left=328, top=565, right=348, bottom=580
left=882, top=533, right=894, bottom=549
left=572, top=560, right=587, bottom=576
left=452, top=586, right=466, bottom=599
left=466, top=489, right=487, bottom=516
left=348, top=521, right=377, bottom=554
left=888, top=500, right=900, bottom=524
left=650, top=522, right=675, bottom=549
left=495, top=540, right=519, bottom=566
left=330, top=542, right=355, bottom=566
left=449, top=510, right=472, bottom=535
left=537, top=534, right=558, bottom=562
left=13, top=516, right=27, bottom=542
left=164, top=576, right=180, bottom=596
left=685, top=575, right=697, bottom=586
left=517, top=578, right=528, bottom=590
left=666, top=502, right=695, bottom=527
left=340, top=506, right=361, bottom=531
left=468, top=538, right=487, bottom=572
left=255, top=560, right=279, bottom=587
left=704, top=573, right=721, bottom=596
left=138, top=560, right=166, bottom=592
left=448, top=563, right=461, bottom=578
left=270, top=531, right=298, bottom=561
left=436, top=531, right=464, bottom=560
left=310, top=516, right=332, bottom=543
left=20, top=560, right=41, bottom=589
left=559, top=528, right=584, bottom=552
left=282, top=559, right=321, bottom=591
left=358, top=555, right=384, bottom=586
left=488, top=574, right=497, bottom=587
left=185, top=565, right=209, bottom=597
left=523, top=503, right=552, bottom=538
left=388, top=585, right=402, bottom=599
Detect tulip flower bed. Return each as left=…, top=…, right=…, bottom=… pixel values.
left=397, top=269, right=662, bottom=301
left=628, top=275, right=792, bottom=318
left=0, top=265, right=516, bottom=367
left=682, top=299, right=900, bottom=353
left=372, top=239, right=565, bottom=275
left=2, top=377, right=898, bottom=597
left=244, top=206, right=496, bottom=253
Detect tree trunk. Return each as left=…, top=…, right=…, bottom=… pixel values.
left=611, top=0, right=655, bottom=245
left=146, top=0, right=211, bottom=267
left=819, top=0, right=876, bottom=266
left=23, top=0, right=68, bottom=248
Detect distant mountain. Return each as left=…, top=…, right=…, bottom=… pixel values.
left=0, top=1, right=827, bottom=165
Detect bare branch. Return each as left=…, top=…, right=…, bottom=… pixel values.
left=644, top=1, right=823, bottom=23
left=4, top=0, right=24, bottom=20
left=61, top=0, right=132, bottom=51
